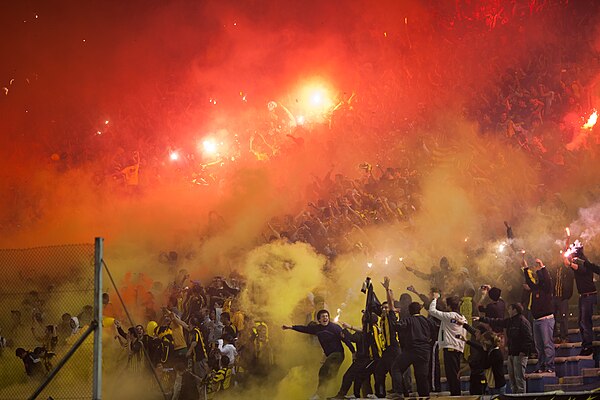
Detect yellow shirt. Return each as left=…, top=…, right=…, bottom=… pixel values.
left=170, top=323, right=187, bottom=351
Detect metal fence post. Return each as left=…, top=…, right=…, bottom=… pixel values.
left=93, top=237, right=103, bottom=400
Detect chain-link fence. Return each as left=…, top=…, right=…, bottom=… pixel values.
left=0, top=244, right=96, bottom=400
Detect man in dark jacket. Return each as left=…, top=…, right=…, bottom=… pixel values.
left=477, top=286, right=506, bottom=334
left=551, top=260, right=574, bottom=343
left=564, top=249, right=600, bottom=356
left=523, top=258, right=555, bottom=373
left=328, top=313, right=381, bottom=400
left=477, top=302, right=533, bottom=393
left=460, top=324, right=489, bottom=394
left=283, top=310, right=355, bottom=400
left=384, top=277, right=436, bottom=398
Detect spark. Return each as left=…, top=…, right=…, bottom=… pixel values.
left=96, top=130, right=102, bottom=135
left=367, top=262, right=373, bottom=269
left=333, top=308, right=341, bottom=323
left=296, top=115, right=305, bottom=125
left=104, top=120, right=109, bottom=125
left=565, top=227, right=570, bottom=237
left=582, top=110, right=598, bottom=130
left=498, top=243, right=506, bottom=253
left=169, top=151, right=179, bottom=161
left=464, top=237, right=469, bottom=242
left=383, top=32, right=387, bottom=37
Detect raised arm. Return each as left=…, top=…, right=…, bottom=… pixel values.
left=428, top=294, right=448, bottom=321
left=382, top=276, right=396, bottom=312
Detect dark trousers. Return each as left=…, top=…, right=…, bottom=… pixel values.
left=469, top=372, right=486, bottom=395
left=579, top=294, right=598, bottom=348
left=552, top=297, right=569, bottom=340
left=374, top=346, right=403, bottom=397
left=317, top=351, right=344, bottom=396
left=337, top=358, right=376, bottom=398
left=393, top=347, right=431, bottom=396
left=443, top=348, right=462, bottom=396
left=429, top=342, right=441, bottom=392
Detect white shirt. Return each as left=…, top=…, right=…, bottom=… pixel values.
left=218, top=339, right=238, bottom=367
left=428, top=297, right=467, bottom=352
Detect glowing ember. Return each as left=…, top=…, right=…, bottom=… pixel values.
left=498, top=243, right=506, bottom=252
left=333, top=308, right=341, bottom=323
left=565, top=227, right=571, bottom=237
left=104, top=120, right=109, bottom=125
left=169, top=151, right=179, bottom=161
left=367, top=262, right=373, bottom=268
left=464, top=237, right=469, bottom=242
left=582, top=110, right=598, bottom=130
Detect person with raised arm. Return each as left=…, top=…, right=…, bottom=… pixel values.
left=283, top=309, right=355, bottom=400
left=427, top=290, right=467, bottom=396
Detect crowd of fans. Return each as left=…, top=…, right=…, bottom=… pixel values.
left=2, top=235, right=599, bottom=399
left=282, top=244, right=600, bottom=400
left=2, top=2, right=600, bottom=399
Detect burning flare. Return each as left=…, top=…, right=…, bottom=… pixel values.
left=333, top=308, right=341, bottom=323
left=582, top=110, right=598, bottom=130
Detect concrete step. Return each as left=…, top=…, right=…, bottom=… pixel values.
left=567, top=326, right=600, bottom=342
left=559, top=375, right=584, bottom=385
left=527, top=355, right=595, bottom=377
left=582, top=367, right=600, bottom=378
left=568, top=326, right=600, bottom=335
left=544, top=382, right=589, bottom=391
left=568, top=314, right=600, bottom=324
left=581, top=368, right=600, bottom=385
left=525, top=373, right=558, bottom=392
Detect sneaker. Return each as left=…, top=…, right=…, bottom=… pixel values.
left=579, top=347, right=594, bottom=356
left=366, top=395, right=378, bottom=399
left=309, top=394, right=321, bottom=400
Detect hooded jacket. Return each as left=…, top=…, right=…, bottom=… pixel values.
left=428, top=297, right=467, bottom=352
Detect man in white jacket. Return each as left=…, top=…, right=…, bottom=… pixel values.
left=428, top=292, right=467, bottom=396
